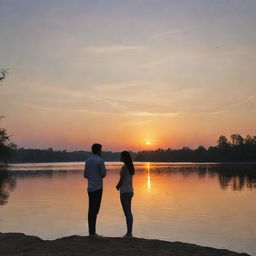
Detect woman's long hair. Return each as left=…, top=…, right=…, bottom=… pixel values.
left=121, top=151, right=135, bottom=175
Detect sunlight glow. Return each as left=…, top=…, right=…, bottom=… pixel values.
left=147, top=162, right=151, bottom=192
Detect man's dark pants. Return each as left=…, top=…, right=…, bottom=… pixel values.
left=88, top=188, right=103, bottom=235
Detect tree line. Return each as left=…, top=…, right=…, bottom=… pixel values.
left=1, top=133, right=254, bottom=163
left=135, top=134, right=256, bottom=162
left=8, top=148, right=123, bottom=163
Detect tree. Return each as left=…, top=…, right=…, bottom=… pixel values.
left=230, top=134, right=244, bottom=146
left=0, top=69, right=8, bottom=83
left=217, top=135, right=229, bottom=149
left=0, top=127, right=16, bottom=164
left=195, top=146, right=208, bottom=162
left=0, top=69, right=16, bottom=164
left=245, top=135, right=253, bottom=145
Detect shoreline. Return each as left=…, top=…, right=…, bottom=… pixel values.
left=2, top=161, right=256, bottom=165
left=0, top=233, right=250, bottom=256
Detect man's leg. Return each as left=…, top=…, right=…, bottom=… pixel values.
left=88, top=189, right=103, bottom=235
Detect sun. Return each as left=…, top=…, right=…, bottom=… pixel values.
left=146, top=141, right=152, bottom=145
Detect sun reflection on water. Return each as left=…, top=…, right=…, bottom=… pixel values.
left=146, top=162, right=151, bottom=192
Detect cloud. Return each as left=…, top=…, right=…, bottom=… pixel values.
left=129, top=111, right=181, bottom=117
left=124, top=120, right=153, bottom=126
left=231, top=95, right=255, bottom=108
left=19, top=81, right=255, bottom=119
left=19, top=103, right=90, bottom=113
left=20, top=103, right=180, bottom=118
left=150, top=29, right=179, bottom=40
left=31, top=85, right=120, bottom=108
left=94, top=81, right=140, bottom=92
left=84, top=45, right=144, bottom=54
left=138, top=56, right=172, bottom=68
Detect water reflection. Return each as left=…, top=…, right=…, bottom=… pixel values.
left=9, top=170, right=69, bottom=179
left=0, top=162, right=255, bottom=255
left=147, top=164, right=256, bottom=191
left=212, top=165, right=256, bottom=191
left=0, top=162, right=255, bottom=212
left=146, top=162, right=151, bottom=192
left=0, top=170, right=16, bottom=205
left=2, top=162, right=256, bottom=192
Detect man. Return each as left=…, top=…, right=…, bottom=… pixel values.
left=84, top=143, right=107, bottom=238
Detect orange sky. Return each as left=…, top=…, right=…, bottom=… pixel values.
left=0, top=1, right=256, bottom=151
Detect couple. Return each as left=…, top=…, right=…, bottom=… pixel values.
left=84, top=143, right=134, bottom=239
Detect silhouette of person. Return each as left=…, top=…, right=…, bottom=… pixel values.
left=84, top=143, right=107, bottom=238
left=116, top=151, right=134, bottom=238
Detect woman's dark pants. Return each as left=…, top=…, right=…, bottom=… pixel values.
left=120, top=192, right=134, bottom=234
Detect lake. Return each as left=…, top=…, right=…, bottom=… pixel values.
left=0, top=162, right=255, bottom=255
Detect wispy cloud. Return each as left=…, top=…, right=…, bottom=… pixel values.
left=84, top=45, right=144, bottom=54
left=138, top=56, right=172, bottom=68
left=20, top=103, right=89, bottom=113
left=129, top=111, right=181, bottom=117
left=22, top=103, right=181, bottom=118
left=124, top=120, right=153, bottom=126
left=150, top=29, right=179, bottom=40
left=94, top=81, right=140, bottom=92
left=194, top=95, right=256, bottom=116
left=231, top=95, right=255, bottom=108
left=33, top=85, right=120, bottom=108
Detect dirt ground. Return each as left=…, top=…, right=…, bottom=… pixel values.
left=0, top=232, right=250, bottom=256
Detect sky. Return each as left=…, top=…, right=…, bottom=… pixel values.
left=0, top=0, right=256, bottom=151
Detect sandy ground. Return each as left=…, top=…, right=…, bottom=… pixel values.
left=0, top=233, right=250, bottom=256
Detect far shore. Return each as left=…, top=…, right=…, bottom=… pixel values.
left=0, top=233, right=250, bottom=256
left=2, top=161, right=256, bottom=165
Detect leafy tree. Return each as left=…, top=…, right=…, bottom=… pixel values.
left=230, top=134, right=244, bottom=146
left=0, top=127, right=16, bottom=164
left=0, top=69, right=8, bottom=83
left=195, top=146, right=208, bottom=162
left=245, top=135, right=253, bottom=145
left=217, top=135, right=230, bottom=149
left=0, top=69, right=16, bottom=164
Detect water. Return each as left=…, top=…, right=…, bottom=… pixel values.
left=0, top=162, right=255, bottom=255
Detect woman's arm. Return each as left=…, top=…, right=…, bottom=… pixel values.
left=116, top=166, right=125, bottom=190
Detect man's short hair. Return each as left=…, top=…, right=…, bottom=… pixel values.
left=91, top=143, right=102, bottom=154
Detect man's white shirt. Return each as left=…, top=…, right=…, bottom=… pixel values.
left=84, top=154, right=107, bottom=192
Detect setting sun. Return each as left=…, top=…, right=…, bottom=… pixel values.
left=1, top=1, right=256, bottom=255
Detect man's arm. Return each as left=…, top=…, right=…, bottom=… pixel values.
left=99, top=160, right=107, bottom=178
left=84, top=163, right=88, bottom=179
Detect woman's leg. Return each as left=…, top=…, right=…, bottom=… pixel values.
left=120, top=192, right=133, bottom=234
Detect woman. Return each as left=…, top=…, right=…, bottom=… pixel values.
left=116, top=151, right=134, bottom=238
